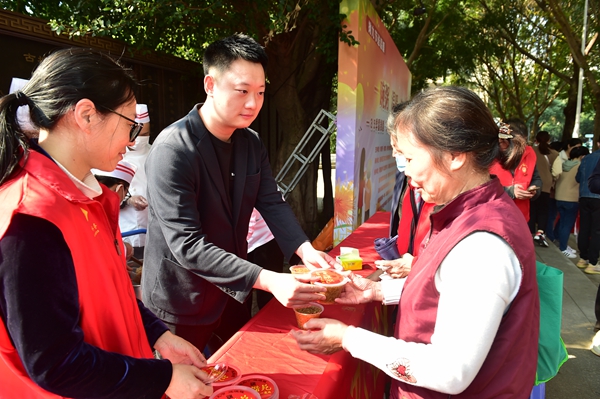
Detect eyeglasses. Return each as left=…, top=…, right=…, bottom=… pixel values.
left=98, top=105, right=144, bottom=142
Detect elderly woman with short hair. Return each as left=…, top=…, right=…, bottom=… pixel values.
left=292, top=86, right=539, bottom=399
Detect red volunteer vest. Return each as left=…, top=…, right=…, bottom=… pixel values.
left=0, top=151, right=154, bottom=398
left=393, top=178, right=539, bottom=399
left=396, top=187, right=434, bottom=257
left=489, top=145, right=537, bottom=221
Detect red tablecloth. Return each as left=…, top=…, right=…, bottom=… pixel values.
left=208, top=212, right=392, bottom=399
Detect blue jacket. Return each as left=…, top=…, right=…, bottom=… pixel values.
left=576, top=149, right=600, bottom=199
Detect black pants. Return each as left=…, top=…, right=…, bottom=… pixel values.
left=577, top=197, right=600, bottom=264
left=529, top=191, right=550, bottom=234
left=162, top=317, right=221, bottom=354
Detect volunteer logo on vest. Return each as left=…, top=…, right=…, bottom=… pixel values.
left=81, top=207, right=100, bottom=236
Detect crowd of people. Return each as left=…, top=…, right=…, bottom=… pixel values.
left=0, top=32, right=597, bottom=399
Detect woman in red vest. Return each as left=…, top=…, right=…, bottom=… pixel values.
left=489, top=118, right=542, bottom=223
left=0, top=48, right=212, bottom=398
left=292, top=86, right=539, bottom=399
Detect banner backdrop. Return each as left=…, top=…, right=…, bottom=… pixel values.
left=334, top=0, right=411, bottom=245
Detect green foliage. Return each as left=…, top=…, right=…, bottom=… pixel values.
left=538, top=98, right=594, bottom=142
left=3, top=0, right=599, bottom=143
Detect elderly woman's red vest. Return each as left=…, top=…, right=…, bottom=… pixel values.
left=393, top=178, right=539, bottom=399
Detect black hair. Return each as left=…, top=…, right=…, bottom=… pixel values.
left=536, top=131, right=551, bottom=155
left=499, top=118, right=528, bottom=171
left=95, top=175, right=130, bottom=190
left=391, top=86, right=501, bottom=173
left=504, top=118, right=528, bottom=138
left=549, top=141, right=564, bottom=152
left=0, top=48, right=136, bottom=185
left=568, top=138, right=583, bottom=148
left=202, top=33, right=268, bottom=75
left=569, top=146, right=589, bottom=160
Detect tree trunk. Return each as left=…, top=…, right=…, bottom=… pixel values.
left=594, top=96, right=600, bottom=151
left=264, top=6, right=337, bottom=238
left=561, top=71, right=578, bottom=142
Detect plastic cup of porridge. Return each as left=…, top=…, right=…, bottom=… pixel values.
left=293, top=302, right=324, bottom=329
left=310, top=269, right=348, bottom=305
left=289, top=265, right=310, bottom=275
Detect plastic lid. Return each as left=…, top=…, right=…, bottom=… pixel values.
left=203, top=364, right=242, bottom=387
left=237, top=374, right=279, bottom=399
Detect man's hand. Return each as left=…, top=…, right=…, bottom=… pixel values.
left=290, top=318, right=349, bottom=355
left=154, top=331, right=206, bottom=367
left=253, top=270, right=327, bottom=307
left=296, top=242, right=341, bottom=270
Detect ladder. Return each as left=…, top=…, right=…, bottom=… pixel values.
left=275, top=109, right=336, bottom=199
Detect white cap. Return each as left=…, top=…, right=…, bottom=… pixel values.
left=135, top=104, right=150, bottom=123
left=92, top=160, right=137, bottom=184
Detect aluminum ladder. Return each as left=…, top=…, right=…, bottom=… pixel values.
left=275, top=109, right=336, bottom=198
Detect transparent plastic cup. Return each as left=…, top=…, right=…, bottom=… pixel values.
left=294, top=302, right=324, bottom=329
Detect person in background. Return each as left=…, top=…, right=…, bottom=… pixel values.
left=530, top=130, right=559, bottom=247
left=142, top=33, right=335, bottom=352
left=119, top=104, right=151, bottom=259
left=292, top=86, right=539, bottom=398
left=246, top=208, right=284, bottom=308
left=489, top=118, right=542, bottom=223
left=576, top=140, right=600, bottom=274
left=94, top=160, right=137, bottom=261
left=0, top=48, right=211, bottom=399
left=552, top=138, right=583, bottom=178
left=546, top=140, right=575, bottom=244
left=554, top=146, right=589, bottom=258
left=388, top=103, right=409, bottom=239
left=585, top=159, right=600, bottom=348
left=378, top=102, right=433, bottom=279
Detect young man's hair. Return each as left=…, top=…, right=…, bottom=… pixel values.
left=203, top=33, right=268, bottom=75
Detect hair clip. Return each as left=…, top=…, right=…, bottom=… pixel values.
left=498, top=122, right=514, bottom=139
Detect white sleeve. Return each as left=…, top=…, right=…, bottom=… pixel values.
left=552, top=156, right=563, bottom=178
left=342, top=232, right=521, bottom=395
left=381, top=277, right=406, bottom=305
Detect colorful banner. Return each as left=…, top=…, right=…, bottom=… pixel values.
left=335, top=0, right=411, bottom=245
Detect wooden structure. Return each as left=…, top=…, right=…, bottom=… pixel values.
left=0, top=9, right=205, bottom=141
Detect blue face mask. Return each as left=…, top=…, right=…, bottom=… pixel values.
left=395, top=155, right=406, bottom=172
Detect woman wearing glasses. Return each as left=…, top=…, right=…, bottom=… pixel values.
left=0, top=48, right=212, bottom=398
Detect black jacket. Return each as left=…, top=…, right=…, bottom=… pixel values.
left=142, top=105, right=307, bottom=325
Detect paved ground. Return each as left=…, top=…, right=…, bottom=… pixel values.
left=535, top=235, right=600, bottom=398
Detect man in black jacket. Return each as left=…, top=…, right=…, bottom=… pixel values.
left=142, top=34, right=335, bottom=351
